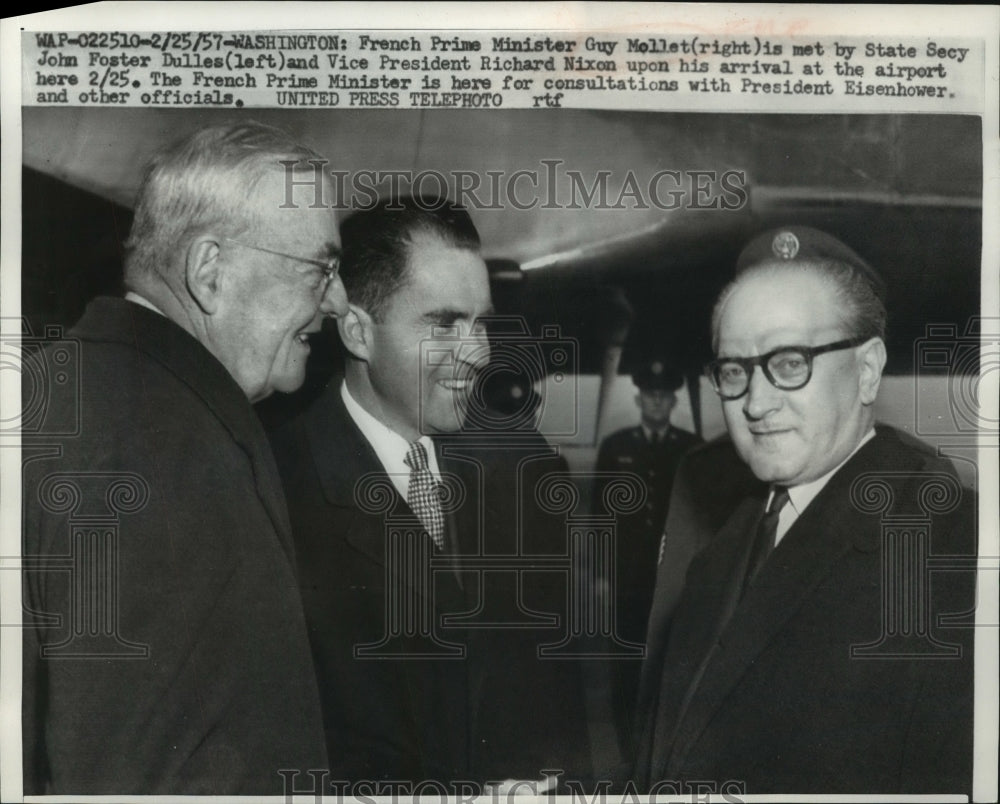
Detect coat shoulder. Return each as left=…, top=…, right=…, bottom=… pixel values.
left=669, top=427, right=703, bottom=451
left=601, top=426, right=643, bottom=449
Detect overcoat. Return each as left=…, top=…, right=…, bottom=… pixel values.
left=22, top=297, right=327, bottom=794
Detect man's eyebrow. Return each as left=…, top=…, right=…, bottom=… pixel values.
left=422, top=307, right=496, bottom=326
left=301, top=240, right=340, bottom=263
left=421, top=308, right=467, bottom=324
left=716, top=344, right=810, bottom=359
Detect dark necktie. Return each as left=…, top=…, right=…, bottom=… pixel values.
left=404, top=440, right=445, bottom=550
left=743, top=485, right=790, bottom=595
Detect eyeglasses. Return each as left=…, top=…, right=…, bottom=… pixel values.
left=224, top=238, right=340, bottom=295
left=705, top=336, right=868, bottom=400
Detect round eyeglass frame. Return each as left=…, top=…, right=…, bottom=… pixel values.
left=224, top=237, right=340, bottom=293
left=705, top=336, right=868, bottom=400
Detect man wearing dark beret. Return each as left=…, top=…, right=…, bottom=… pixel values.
left=634, top=226, right=976, bottom=795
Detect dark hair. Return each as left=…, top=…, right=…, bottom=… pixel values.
left=711, top=258, right=887, bottom=353
left=339, top=196, right=481, bottom=320
left=124, top=121, right=323, bottom=286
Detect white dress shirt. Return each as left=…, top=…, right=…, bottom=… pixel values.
left=641, top=424, right=669, bottom=444
left=124, top=291, right=165, bottom=316
left=772, top=427, right=876, bottom=545
left=340, top=380, right=442, bottom=501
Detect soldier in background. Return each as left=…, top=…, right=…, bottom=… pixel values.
left=592, top=359, right=702, bottom=756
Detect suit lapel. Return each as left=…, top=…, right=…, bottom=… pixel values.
left=435, top=438, right=489, bottom=555
left=302, top=381, right=407, bottom=568
left=665, top=507, right=854, bottom=775
left=302, top=383, right=467, bottom=613
left=251, top=437, right=296, bottom=561
left=662, top=433, right=893, bottom=777
left=648, top=496, right=761, bottom=777
left=432, top=439, right=484, bottom=612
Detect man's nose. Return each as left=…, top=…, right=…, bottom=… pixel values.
left=319, top=274, right=349, bottom=318
left=742, top=363, right=783, bottom=419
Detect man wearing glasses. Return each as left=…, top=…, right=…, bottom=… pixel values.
left=22, top=122, right=347, bottom=794
left=634, top=227, right=976, bottom=794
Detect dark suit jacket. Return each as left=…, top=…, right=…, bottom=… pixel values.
left=593, top=425, right=703, bottom=646
left=634, top=426, right=976, bottom=795
left=22, top=297, right=327, bottom=795
left=637, top=434, right=765, bottom=703
left=268, top=380, right=590, bottom=784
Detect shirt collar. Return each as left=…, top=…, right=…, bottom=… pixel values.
left=340, top=381, right=441, bottom=491
left=773, top=427, right=877, bottom=517
left=124, top=291, right=166, bottom=316
left=641, top=424, right=669, bottom=443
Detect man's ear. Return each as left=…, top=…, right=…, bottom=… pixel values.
left=857, top=337, right=887, bottom=405
left=338, top=303, right=375, bottom=361
left=185, top=235, right=224, bottom=315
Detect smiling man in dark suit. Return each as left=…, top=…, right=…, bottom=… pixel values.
left=634, top=227, right=977, bottom=795
left=269, top=196, right=588, bottom=787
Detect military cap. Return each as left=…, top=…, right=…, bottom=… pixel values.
left=632, top=359, right=683, bottom=392
left=736, top=225, right=885, bottom=298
